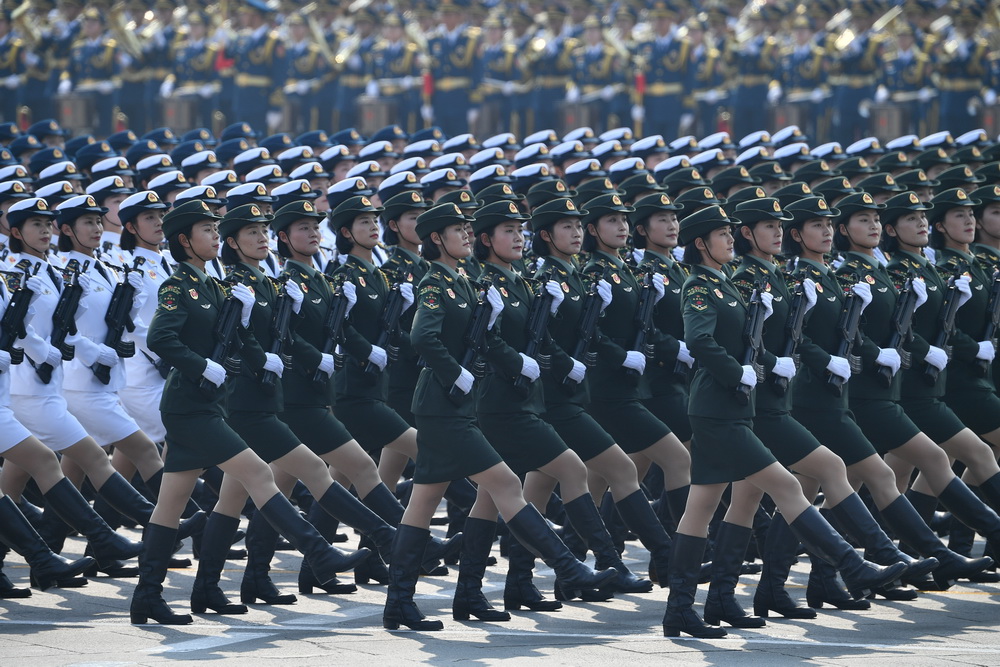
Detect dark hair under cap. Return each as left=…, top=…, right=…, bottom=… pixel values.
left=415, top=202, right=475, bottom=241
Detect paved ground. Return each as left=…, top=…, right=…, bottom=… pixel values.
left=2, top=526, right=999, bottom=666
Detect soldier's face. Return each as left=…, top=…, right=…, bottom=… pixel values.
left=744, top=219, right=783, bottom=257
left=938, top=207, right=977, bottom=246
left=794, top=218, right=834, bottom=256
left=229, top=222, right=270, bottom=261
left=347, top=213, right=381, bottom=250
left=391, top=210, right=421, bottom=246
left=543, top=218, right=583, bottom=257
left=698, top=225, right=735, bottom=266
left=641, top=211, right=679, bottom=250
left=63, top=213, right=103, bottom=251
left=436, top=223, right=470, bottom=259
left=283, top=219, right=321, bottom=256
left=887, top=211, right=929, bottom=249
left=482, top=220, right=523, bottom=264
left=83, top=17, right=102, bottom=39
left=385, top=25, right=403, bottom=42
left=977, top=203, right=1000, bottom=241
left=290, top=23, right=308, bottom=42
left=12, top=217, right=54, bottom=254
left=184, top=220, right=220, bottom=259
left=590, top=213, right=630, bottom=250
left=129, top=211, right=165, bottom=247
left=440, top=10, right=462, bottom=32
left=189, top=22, right=207, bottom=40
left=842, top=211, right=882, bottom=250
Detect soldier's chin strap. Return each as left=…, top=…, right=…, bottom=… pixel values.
left=700, top=234, right=726, bottom=270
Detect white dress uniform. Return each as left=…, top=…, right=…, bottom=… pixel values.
left=61, top=251, right=143, bottom=447
left=118, top=247, right=171, bottom=442
left=98, top=229, right=133, bottom=269
left=10, top=255, right=90, bottom=450
left=0, top=277, right=33, bottom=454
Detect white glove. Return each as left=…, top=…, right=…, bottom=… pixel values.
left=545, top=280, right=564, bottom=314
left=58, top=79, right=72, bottom=95
left=76, top=273, right=92, bottom=296
left=826, top=355, right=852, bottom=382
left=96, top=343, right=120, bottom=367
left=365, top=80, right=379, bottom=98
left=296, top=80, right=311, bottom=96
left=263, top=352, right=284, bottom=377
left=199, top=84, right=215, bottom=99
left=976, top=340, right=996, bottom=362
left=44, top=344, right=63, bottom=367
left=852, top=282, right=873, bottom=311
left=202, top=358, right=226, bottom=387
left=739, top=364, right=758, bottom=388
left=911, top=278, right=928, bottom=310
left=967, top=100, right=978, bottom=117
left=597, top=279, right=613, bottom=312
left=631, top=105, right=645, bottom=122
left=772, top=356, right=796, bottom=380
left=453, top=367, right=475, bottom=394
left=318, top=352, right=336, bottom=377
left=126, top=271, right=144, bottom=291
left=767, top=85, right=782, bottom=104
left=399, top=282, right=415, bottom=312
left=160, top=79, right=174, bottom=98
left=677, top=340, right=695, bottom=368
left=285, top=279, right=303, bottom=314
left=760, top=291, right=774, bottom=320
left=858, top=102, right=871, bottom=119
left=266, top=111, right=283, bottom=131
left=876, top=347, right=902, bottom=375
left=401, top=75, right=414, bottom=90
left=679, top=113, right=694, bottom=132
left=23, top=51, right=39, bottom=67
left=518, top=352, right=540, bottom=381
left=919, top=86, right=934, bottom=103
left=652, top=274, right=665, bottom=304
left=567, top=358, right=586, bottom=383
left=96, top=80, right=115, bottom=95
left=985, top=89, right=998, bottom=106
left=924, top=345, right=948, bottom=371
left=347, top=54, right=363, bottom=70
left=4, top=74, right=20, bottom=89
left=704, top=88, right=720, bottom=104
left=601, top=85, right=616, bottom=101
left=231, top=283, right=255, bottom=328
left=421, top=104, right=434, bottom=122
left=343, top=281, right=357, bottom=316
left=0, top=349, right=10, bottom=373
left=874, top=85, right=889, bottom=104
left=955, top=275, right=973, bottom=308
left=25, top=275, right=47, bottom=303
left=467, top=108, right=480, bottom=127
left=802, top=278, right=817, bottom=312
left=368, top=344, right=388, bottom=370
left=622, top=350, right=646, bottom=374
left=566, top=85, right=580, bottom=103
left=810, top=87, right=825, bottom=104
left=486, top=285, right=504, bottom=330
left=502, top=80, right=515, bottom=96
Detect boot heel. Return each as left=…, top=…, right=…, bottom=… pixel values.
left=298, top=583, right=314, bottom=594
left=662, top=626, right=681, bottom=637
left=191, top=601, right=206, bottom=613
left=452, top=609, right=470, bottom=621
left=383, top=618, right=401, bottom=630
left=130, top=612, right=148, bottom=624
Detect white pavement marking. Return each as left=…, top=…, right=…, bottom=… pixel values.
left=142, top=632, right=272, bottom=654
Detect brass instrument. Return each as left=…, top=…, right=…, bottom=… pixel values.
left=11, top=0, right=41, bottom=48
left=301, top=2, right=338, bottom=67
left=110, top=3, right=144, bottom=59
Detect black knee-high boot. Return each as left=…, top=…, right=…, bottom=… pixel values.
left=703, top=522, right=765, bottom=628
left=383, top=525, right=445, bottom=631
left=129, top=524, right=192, bottom=625
left=0, top=496, right=94, bottom=592
left=190, top=513, right=247, bottom=615
left=502, top=537, right=561, bottom=612
left=42, top=478, right=143, bottom=568
left=805, top=551, right=871, bottom=610
left=0, top=545, right=31, bottom=598
left=936, top=478, right=1000, bottom=559
left=97, top=473, right=206, bottom=540
left=452, top=518, right=510, bottom=622
left=298, top=503, right=357, bottom=595
left=562, top=494, right=651, bottom=596
left=240, top=509, right=297, bottom=605
left=614, top=489, right=671, bottom=589
left=788, top=506, right=906, bottom=599
left=662, top=534, right=727, bottom=639
left=752, top=513, right=816, bottom=619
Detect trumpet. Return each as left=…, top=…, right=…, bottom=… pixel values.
left=110, top=3, right=144, bottom=59
left=11, top=0, right=41, bottom=48
left=301, top=2, right=338, bottom=68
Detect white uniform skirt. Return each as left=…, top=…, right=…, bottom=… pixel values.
left=10, top=394, right=89, bottom=451
left=118, top=383, right=166, bottom=442
left=0, top=405, right=32, bottom=454
left=64, top=389, right=140, bottom=447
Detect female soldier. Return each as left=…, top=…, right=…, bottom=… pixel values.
left=1, top=197, right=200, bottom=545
left=579, top=194, right=694, bottom=568
left=665, top=204, right=905, bottom=639
left=186, top=202, right=406, bottom=614
left=525, top=195, right=675, bottom=606
left=384, top=202, right=615, bottom=631
left=270, top=197, right=459, bottom=594
left=786, top=195, right=991, bottom=610
left=834, top=190, right=1000, bottom=572
left=472, top=199, right=648, bottom=604
left=728, top=197, right=936, bottom=625
left=129, top=199, right=369, bottom=626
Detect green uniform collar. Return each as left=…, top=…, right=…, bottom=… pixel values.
left=392, top=246, right=423, bottom=264
left=698, top=263, right=729, bottom=282
left=896, top=249, right=928, bottom=268
left=594, top=250, right=625, bottom=269
left=797, top=257, right=830, bottom=275
left=844, top=251, right=884, bottom=272
left=180, top=261, right=210, bottom=283
left=286, top=259, right=318, bottom=278
left=431, top=260, right=461, bottom=281
left=544, top=256, right=576, bottom=274
left=643, top=249, right=674, bottom=267
left=346, top=253, right=379, bottom=274
left=485, top=261, right=521, bottom=284
left=972, top=242, right=1000, bottom=259
left=742, top=253, right=779, bottom=274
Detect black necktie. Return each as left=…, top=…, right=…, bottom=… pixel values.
left=95, top=261, right=110, bottom=285
left=160, top=256, right=171, bottom=275
left=46, top=264, right=62, bottom=294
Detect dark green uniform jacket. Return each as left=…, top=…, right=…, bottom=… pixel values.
left=281, top=259, right=337, bottom=408
left=333, top=254, right=391, bottom=401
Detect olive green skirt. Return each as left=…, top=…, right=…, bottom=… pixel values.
left=689, top=416, right=777, bottom=485
left=333, top=397, right=410, bottom=454
left=279, top=406, right=354, bottom=456
left=541, top=403, right=616, bottom=462
left=413, top=414, right=504, bottom=484
left=900, top=397, right=967, bottom=445
left=792, top=405, right=877, bottom=467
left=589, top=398, right=671, bottom=454
left=228, top=411, right=301, bottom=464
left=752, top=410, right=823, bottom=469
left=849, top=399, right=922, bottom=455
left=642, top=393, right=693, bottom=443
left=162, top=411, right=248, bottom=473
left=479, top=411, right=570, bottom=476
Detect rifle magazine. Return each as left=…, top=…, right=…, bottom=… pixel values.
left=9, top=348, right=24, bottom=365
left=59, top=343, right=75, bottom=361
left=899, top=350, right=912, bottom=370
left=848, top=354, right=862, bottom=374
left=222, top=357, right=242, bottom=375
left=116, top=340, right=136, bottom=358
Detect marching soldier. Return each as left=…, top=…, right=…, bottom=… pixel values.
left=425, top=0, right=483, bottom=136
left=729, top=9, right=778, bottom=140
left=828, top=1, right=884, bottom=144
left=568, top=16, right=624, bottom=135
left=0, top=9, right=25, bottom=124
left=161, top=11, right=221, bottom=134
left=935, top=7, right=990, bottom=137
left=876, top=25, right=934, bottom=138
left=282, top=13, right=334, bottom=135
left=478, top=15, right=519, bottom=138
left=370, top=14, right=423, bottom=136
left=225, top=0, right=285, bottom=135
left=43, top=0, right=84, bottom=122
left=686, top=17, right=725, bottom=141
left=523, top=4, right=574, bottom=135
left=58, top=8, right=121, bottom=136
left=775, top=16, right=828, bottom=144
left=335, top=8, right=378, bottom=132
left=634, top=2, right=690, bottom=141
